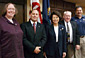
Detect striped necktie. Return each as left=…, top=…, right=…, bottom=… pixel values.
left=67, top=22, right=70, bottom=42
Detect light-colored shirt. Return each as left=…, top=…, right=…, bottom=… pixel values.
left=54, top=26, right=58, bottom=42
left=8, top=19, right=14, bottom=23
left=64, top=21, right=73, bottom=43
left=30, top=20, right=37, bottom=27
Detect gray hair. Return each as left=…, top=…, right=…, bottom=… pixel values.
left=63, top=11, right=72, bottom=15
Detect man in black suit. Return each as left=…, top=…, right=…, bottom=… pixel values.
left=20, top=9, right=47, bottom=58
left=60, top=11, right=80, bottom=58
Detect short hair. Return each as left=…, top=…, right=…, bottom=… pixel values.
left=75, top=6, right=82, bottom=11
left=63, top=11, right=72, bottom=15
left=50, top=11, right=62, bottom=22
left=2, top=3, right=18, bottom=16
left=31, top=9, right=39, bottom=13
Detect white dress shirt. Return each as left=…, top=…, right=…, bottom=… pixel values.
left=64, top=21, right=73, bottom=43
left=54, top=26, right=58, bottom=42
left=30, top=20, right=37, bottom=27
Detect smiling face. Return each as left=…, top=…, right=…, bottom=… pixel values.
left=63, top=11, right=71, bottom=22
left=6, top=4, right=16, bottom=18
left=52, top=14, right=59, bottom=24
left=76, top=7, right=83, bottom=17
left=30, top=10, right=39, bottom=22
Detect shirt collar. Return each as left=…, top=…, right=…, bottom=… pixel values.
left=75, top=15, right=84, bottom=19
left=30, top=20, right=37, bottom=26
left=8, top=19, right=14, bottom=23
left=64, top=20, right=70, bottom=24
left=3, top=16, right=17, bottom=25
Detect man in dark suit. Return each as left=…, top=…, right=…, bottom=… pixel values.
left=60, top=11, right=80, bottom=58
left=20, top=9, right=47, bottom=58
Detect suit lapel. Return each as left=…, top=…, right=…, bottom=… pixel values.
left=36, top=23, right=41, bottom=35
left=28, top=21, right=41, bottom=35
left=27, top=21, right=35, bottom=36
left=51, top=24, right=62, bottom=43
left=62, top=20, right=65, bottom=26
left=51, top=24, right=57, bottom=41
left=34, top=23, right=41, bottom=41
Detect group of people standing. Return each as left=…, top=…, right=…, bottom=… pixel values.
left=0, top=3, right=85, bottom=58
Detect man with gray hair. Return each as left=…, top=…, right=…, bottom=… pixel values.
left=60, top=11, right=80, bottom=58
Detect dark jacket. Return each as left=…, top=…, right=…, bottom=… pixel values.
left=20, top=21, right=47, bottom=58
left=60, top=20, right=80, bottom=50
left=44, top=24, right=66, bottom=56
left=0, top=16, right=24, bottom=58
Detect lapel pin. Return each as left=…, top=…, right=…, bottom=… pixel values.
left=80, top=20, right=81, bottom=22
left=75, top=20, right=77, bottom=21
left=83, top=19, right=85, bottom=21
left=38, top=26, right=40, bottom=27
left=15, top=23, right=17, bottom=26
left=60, top=28, right=64, bottom=31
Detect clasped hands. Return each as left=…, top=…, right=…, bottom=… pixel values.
left=34, top=46, right=41, bottom=54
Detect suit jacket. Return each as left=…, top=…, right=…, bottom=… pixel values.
left=60, top=20, right=80, bottom=50
left=20, top=21, right=47, bottom=58
left=44, top=24, right=66, bottom=56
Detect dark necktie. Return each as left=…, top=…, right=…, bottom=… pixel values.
left=33, top=22, right=36, bottom=33
left=67, top=23, right=70, bottom=42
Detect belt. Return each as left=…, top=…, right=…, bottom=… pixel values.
left=80, top=36, right=85, bottom=38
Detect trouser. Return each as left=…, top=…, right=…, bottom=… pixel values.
left=67, top=44, right=75, bottom=58
left=75, top=36, right=85, bottom=58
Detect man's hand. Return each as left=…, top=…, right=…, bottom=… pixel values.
left=34, top=46, right=41, bottom=54
left=63, top=52, right=66, bottom=58
left=76, top=45, right=80, bottom=50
